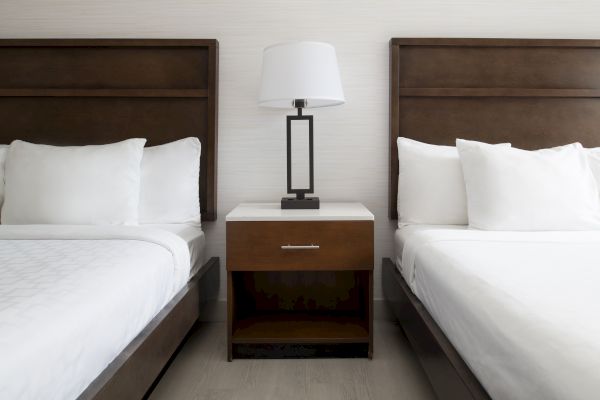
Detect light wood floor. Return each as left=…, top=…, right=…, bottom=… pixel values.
left=149, top=321, right=436, bottom=400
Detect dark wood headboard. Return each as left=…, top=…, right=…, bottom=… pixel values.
left=390, top=38, right=600, bottom=219
left=0, top=39, right=218, bottom=221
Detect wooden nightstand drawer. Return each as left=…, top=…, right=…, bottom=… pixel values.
left=227, top=220, right=373, bottom=271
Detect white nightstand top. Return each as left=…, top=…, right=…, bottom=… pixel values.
left=226, top=202, right=374, bottom=222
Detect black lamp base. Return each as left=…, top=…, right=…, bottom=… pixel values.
left=281, top=196, right=320, bottom=209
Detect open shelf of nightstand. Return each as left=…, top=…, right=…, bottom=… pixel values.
left=232, top=313, right=369, bottom=344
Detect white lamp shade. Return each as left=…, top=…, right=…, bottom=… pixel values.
left=258, top=41, right=345, bottom=108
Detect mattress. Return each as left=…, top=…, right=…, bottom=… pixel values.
left=394, top=224, right=466, bottom=269
left=144, top=223, right=205, bottom=275
left=396, top=225, right=600, bottom=400
left=0, top=225, right=193, bottom=400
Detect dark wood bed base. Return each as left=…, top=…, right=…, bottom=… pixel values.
left=0, top=39, right=219, bottom=399
left=387, top=38, right=600, bottom=399
left=79, top=257, right=220, bottom=400
left=382, top=258, right=489, bottom=400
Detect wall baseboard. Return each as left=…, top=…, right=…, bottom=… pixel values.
left=199, top=299, right=394, bottom=322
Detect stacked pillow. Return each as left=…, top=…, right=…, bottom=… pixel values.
left=0, top=137, right=201, bottom=226
left=396, top=138, right=509, bottom=225
left=586, top=147, right=600, bottom=191
left=139, top=137, right=201, bottom=224
left=398, top=137, right=600, bottom=231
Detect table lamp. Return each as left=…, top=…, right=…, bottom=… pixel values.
left=258, top=41, right=345, bottom=209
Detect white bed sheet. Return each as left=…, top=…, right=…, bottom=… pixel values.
left=394, top=224, right=466, bottom=269
left=0, top=225, right=191, bottom=400
left=144, top=223, right=205, bottom=275
left=397, top=225, right=600, bottom=400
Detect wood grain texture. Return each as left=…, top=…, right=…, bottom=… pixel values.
left=232, top=314, right=369, bottom=344
left=383, top=258, right=490, bottom=400
left=389, top=37, right=600, bottom=219
left=4, top=0, right=600, bottom=303
left=149, top=321, right=436, bottom=400
left=227, top=219, right=373, bottom=359
left=78, top=257, right=220, bottom=400
left=0, top=39, right=219, bottom=221
left=227, top=221, right=374, bottom=271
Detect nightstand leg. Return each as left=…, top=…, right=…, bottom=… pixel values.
left=368, top=269, right=374, bottom=359
left=227, top=271, right=233, bottom=361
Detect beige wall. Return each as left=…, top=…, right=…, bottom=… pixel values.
left=2, top=0, right=600, bottom=301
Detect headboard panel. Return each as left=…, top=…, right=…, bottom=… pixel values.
left=390, top=38, right=600, bottom=219
left=0, top=39, right=218, bottom=221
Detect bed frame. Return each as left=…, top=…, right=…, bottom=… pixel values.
left=385, top=38, right=600, bottom=399
left=0, top=39, right=219, bottom=399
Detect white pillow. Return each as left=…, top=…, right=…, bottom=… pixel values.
left=586, top=147, right=600, bottom=195
left=0, top=145, right=7, bottom=211
left=139, top=137, right=201, bottom=224
left=457, top=139, right=600, bottom=231
left=397, top=137, right=509, bottom=226
left=2, top=139, right=146, bottom=225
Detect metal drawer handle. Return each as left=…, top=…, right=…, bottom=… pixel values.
left=281, top=244, right=320, bottom=250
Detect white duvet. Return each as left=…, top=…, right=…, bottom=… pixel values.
left=0, top=225, right=191, bottom=400
left=399, top=226, right=600, bottom=400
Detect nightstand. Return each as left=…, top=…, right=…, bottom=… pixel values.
left=226, top=202, right=374, bottom=361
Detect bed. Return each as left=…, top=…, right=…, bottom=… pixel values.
left=0, top=39, right=219, bottom=400
left=384, top=38, right=600, bottom=400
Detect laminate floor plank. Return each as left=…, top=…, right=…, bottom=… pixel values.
left=149, top=321, right=435, bottom=400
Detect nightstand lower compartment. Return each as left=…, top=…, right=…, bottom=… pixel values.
left=228, top=270, right=372, bottom=359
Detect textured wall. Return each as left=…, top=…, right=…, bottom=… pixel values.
left=2, top=0, right=600, bottom=302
